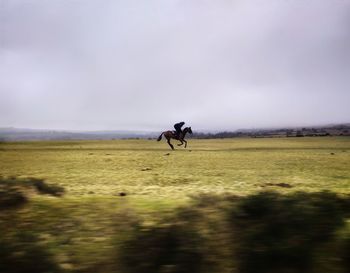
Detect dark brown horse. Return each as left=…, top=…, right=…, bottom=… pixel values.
left=157, top=127, right=193, bottom=150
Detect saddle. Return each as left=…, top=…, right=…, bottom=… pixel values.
left=172, top=131, right=181, bottom=138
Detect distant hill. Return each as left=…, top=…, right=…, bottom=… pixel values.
left=0, top=128, right=158, bottom=141
left=191, top=124, right=350, bottom=139
left=1, top=124, right=349, bottom=141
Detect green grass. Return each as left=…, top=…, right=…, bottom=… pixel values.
left=1, top=137, right=349, bottom=200
left=1, top=137, right=350, bottom=273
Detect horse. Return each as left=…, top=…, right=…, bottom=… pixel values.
left=157, top=127, right=193, bottom=150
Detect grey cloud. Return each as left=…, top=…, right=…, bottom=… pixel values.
left=1, top=0, right=350, bottom=131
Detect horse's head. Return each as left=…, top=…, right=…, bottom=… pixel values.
left=185, top=127, right=193, bottom=134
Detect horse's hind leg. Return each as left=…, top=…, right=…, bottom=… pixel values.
left=167, top=138, right=174, bottom=150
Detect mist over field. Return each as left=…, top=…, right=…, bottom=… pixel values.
left=1, top=0, right=350, bottom=131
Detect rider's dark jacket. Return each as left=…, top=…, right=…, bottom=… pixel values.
left=174, top=122, right=185, bottom=136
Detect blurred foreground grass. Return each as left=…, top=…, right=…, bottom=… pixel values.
left=1, top=137, right=350, bottom=272
left=1, top=184, right=349, bottom=273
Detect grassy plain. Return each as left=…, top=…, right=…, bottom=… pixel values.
left=1, top=137, right=350, bottom=273
left=1, top=137, right=349, bottom=200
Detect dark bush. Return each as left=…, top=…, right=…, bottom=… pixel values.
left=117, top=206, right=214, bottom=273
left=0, top=178, right=28, bottom=209
left=0, top=186, right=27, bottom=209
left=30, top=178, right=64, bottom=196
left=0, top=177, right=64, bottom=201
left=0, top=232, right=60, bottom=273
left=119, top=225, right=204, bottom=273
left=228, top=191, right=350, bottom=273
left=341, top=237, right=350, bottom=272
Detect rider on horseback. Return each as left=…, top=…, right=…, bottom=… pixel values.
left=174, top=121, right=185, bottom=138
left=157, top=123, right=192, bottom=150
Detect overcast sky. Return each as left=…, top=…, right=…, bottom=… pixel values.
left=1, top=0, right=349, bottom=131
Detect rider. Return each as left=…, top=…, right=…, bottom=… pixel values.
left=174, top=121, right=185, bottom=138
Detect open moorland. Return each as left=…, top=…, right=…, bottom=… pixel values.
left=1, top=137, right=350, bottom=198
left=1, top=137, right=350, bottom=273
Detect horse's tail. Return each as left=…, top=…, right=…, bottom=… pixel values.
left=157, top=132, right=164, bottom=141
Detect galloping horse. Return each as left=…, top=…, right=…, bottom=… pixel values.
left=157, top=127, right=193, bottom=150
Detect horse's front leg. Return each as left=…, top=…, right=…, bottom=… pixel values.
left=167, top=139, right=174, bottom=150
left=183, top=139, right=187, bottom=148
left=177, top=140, right=184, bottom=146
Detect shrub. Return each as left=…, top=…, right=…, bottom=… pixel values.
left=30, top=178, right=64, bottom=196
left=0, top=177, right=64, bottom=202
left=116, top=207, right=215, bottom=273
left=0, top=232, right=60, bottom=273
left=228, top=191, right=350, bottom=273
left=0, top=178, right=28, bottom=209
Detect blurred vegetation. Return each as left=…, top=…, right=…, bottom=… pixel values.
left=2, top=180, right=349, bottom=273
left=0, top=231, right=60, bottom=273
left=228, top=191, right=350, bottom=273
left=118, top=221, right=207, bottom=273
left=0, top=177, right=64, bottom=209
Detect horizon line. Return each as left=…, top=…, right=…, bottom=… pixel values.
left=1, top=121, right=350, bottom=133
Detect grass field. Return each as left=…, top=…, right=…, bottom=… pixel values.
left=1, top=137, right=350, bottom=199
left=1, top=137, right=350, bottom=273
